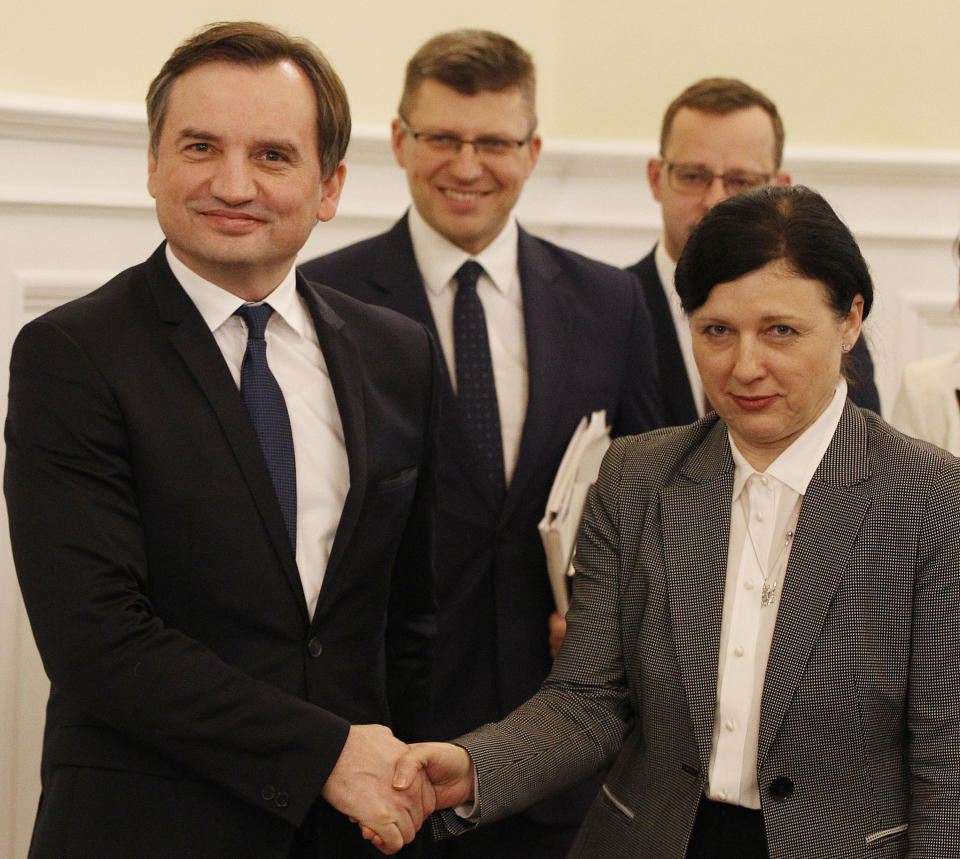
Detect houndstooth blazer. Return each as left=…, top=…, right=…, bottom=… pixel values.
left=453, top=401, right=960, bottom=858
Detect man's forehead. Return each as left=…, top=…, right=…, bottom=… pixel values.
left=161, top=59, right=318, bottom=140
left=407, top=79, right=530, bottom=128
left=665, top=106, right=777, bottom=166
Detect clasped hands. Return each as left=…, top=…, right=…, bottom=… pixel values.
left=321, top=724, right=474, bottom=854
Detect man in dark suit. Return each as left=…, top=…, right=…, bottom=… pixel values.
left=4, top=22, right=439, bottom=859
left=627, top=78, right=880, bottom=424
left=301, top=29, right=663, bottom=858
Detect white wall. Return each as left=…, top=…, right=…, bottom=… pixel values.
left=3, top=0, right=960, bottom=147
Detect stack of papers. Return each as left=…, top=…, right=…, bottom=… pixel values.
left=538, top=410, right=611, bottom=614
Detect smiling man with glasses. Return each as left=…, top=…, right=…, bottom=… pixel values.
left=628, top=78, right=880, bottom=424
left=301, top=28, right=664, bottom=859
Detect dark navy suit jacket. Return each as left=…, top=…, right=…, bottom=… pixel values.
left=5, top=244, right=439, bottom=858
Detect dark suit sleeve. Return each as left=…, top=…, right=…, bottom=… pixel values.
left=385, top=326, right=441, bottom=742
left=612, top=273, right=665, bottom=436
left=847, top=336, right=881, bottom=414
left=4, top=318, right=348, bottom=826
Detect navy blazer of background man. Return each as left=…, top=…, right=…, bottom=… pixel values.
left=301, top=28, right=663, bottom=856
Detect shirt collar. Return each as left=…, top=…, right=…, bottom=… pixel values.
left=407, top=205, right=519, bottom=297
left=165, top=244, right=308, bottom=338
left=655, top=239, right=679, bottom=304
left=730, top=378, right=848, bottom=499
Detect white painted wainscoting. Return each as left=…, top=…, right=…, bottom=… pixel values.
left=2, top=92, right=960, bottom=856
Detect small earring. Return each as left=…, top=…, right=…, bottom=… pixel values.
left=841, top=342, right=851, bottom=353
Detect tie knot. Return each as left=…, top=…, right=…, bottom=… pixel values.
left=455, top=260, right=484, bottom=293
left=236, top=303, right=274, bottom=340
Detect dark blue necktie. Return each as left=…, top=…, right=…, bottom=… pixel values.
left=236, top=303, right=297, bottom=550
left=453, top=260, right=505, bottom=499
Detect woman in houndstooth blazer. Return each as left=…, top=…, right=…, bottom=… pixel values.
left=388, top=187, right=960, bottom=859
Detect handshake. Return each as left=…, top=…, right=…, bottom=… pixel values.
left=321, top=724, right=475, bottom=854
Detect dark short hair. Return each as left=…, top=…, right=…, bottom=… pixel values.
left=146, top=21, right=350, bottom=179
left=398, top=29, right=536, bottom=132
left=660, top=77, right=785, bottom=170
left=675, top=185, right=873, bottom=322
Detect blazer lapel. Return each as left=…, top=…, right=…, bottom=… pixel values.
left=362, top=216, right=441, bottom=338
left=660, top=419, right=735, bottom=770
left=146, top=246, right=307, bottom=618
left=757, top=402, right=872, bottom=766
left=502, top=228, right=573, bottom=519
left=639, top=253, right=698, bottom=423
left=297, top=277, right=369, bottom=614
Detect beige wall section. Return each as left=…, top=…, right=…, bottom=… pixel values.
left=3, top=0, right=960, bottom=147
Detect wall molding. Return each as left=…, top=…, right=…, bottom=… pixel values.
left=4, top=91, right=960, bottom=219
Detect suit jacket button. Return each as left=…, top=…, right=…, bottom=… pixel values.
left=261, top=785, right=277, bottom=802
left=275, top=791, right=289, bottom=808
left=307, top=637, right=323, bottom=658
left=769, top=776, right=794, bottom=800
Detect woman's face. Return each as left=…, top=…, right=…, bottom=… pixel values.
left=690, top=260, right=863, bottom=470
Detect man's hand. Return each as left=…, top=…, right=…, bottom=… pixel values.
left=321, top=724, right=435, bottom=854
left=549, top=610, right=567, bottom=658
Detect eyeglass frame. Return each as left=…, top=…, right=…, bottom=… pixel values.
left=661, top=160, right=773, bottom=196
left=398, top=118, right=533, bottom=158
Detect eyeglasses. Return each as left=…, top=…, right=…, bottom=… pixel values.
left=399, top=119, right=532, bottom=158
left=663, top=161, right=772, bottom=196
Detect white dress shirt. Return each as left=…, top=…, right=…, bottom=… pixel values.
left=655, top=240, right=706, bottom=416
left=408, top=207, right=528, bottom=485
left=707, top=379, right=848, bottom=808
left=166, top=246, right=349, bottom=619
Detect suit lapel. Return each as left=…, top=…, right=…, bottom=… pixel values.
left=660, top=419, right=735, bottom=770
left=758, top=402, right=871, bottom=765
left=297, top=277, right=369, bottom=614
left=502, top=228, right=573, bottom=520
left=636, top=250, right=698, bottom=423
left=146, top=246, right=307, bottom=618
left=362, top=217, right=442, bottom=338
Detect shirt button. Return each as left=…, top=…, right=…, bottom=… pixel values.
left=760, top=475, right=769, bottom=486
left=307, top=637, right=323, bottom=658
left=744, top=579, right=755, bottom=591
left=755, top=511, right=765, bottom=522
left=718, top=789, right=728, bottom=801
left=734, top=645, right=745, bottom=657
left=724, top=719, right=736, bottom=732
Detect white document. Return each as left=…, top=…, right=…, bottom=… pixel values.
left=538, top=410, right=611, bottom=614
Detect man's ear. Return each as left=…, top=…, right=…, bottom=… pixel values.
left=147, top=147, right=158, bottom=199
left=391, top=118, right=407, bottom=169
left=648, top=158, right=665, bottom=202
left=317, top=162, right=347, bottom=223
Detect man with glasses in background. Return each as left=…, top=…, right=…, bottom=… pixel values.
left=301, top=29, right=663, bottom=858
left=628, top=77, right=880, bottom=424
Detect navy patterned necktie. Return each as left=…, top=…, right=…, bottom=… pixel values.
left=235, top=303, right=297, bottom=550
left=453, top=260, right=505, bottom=499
